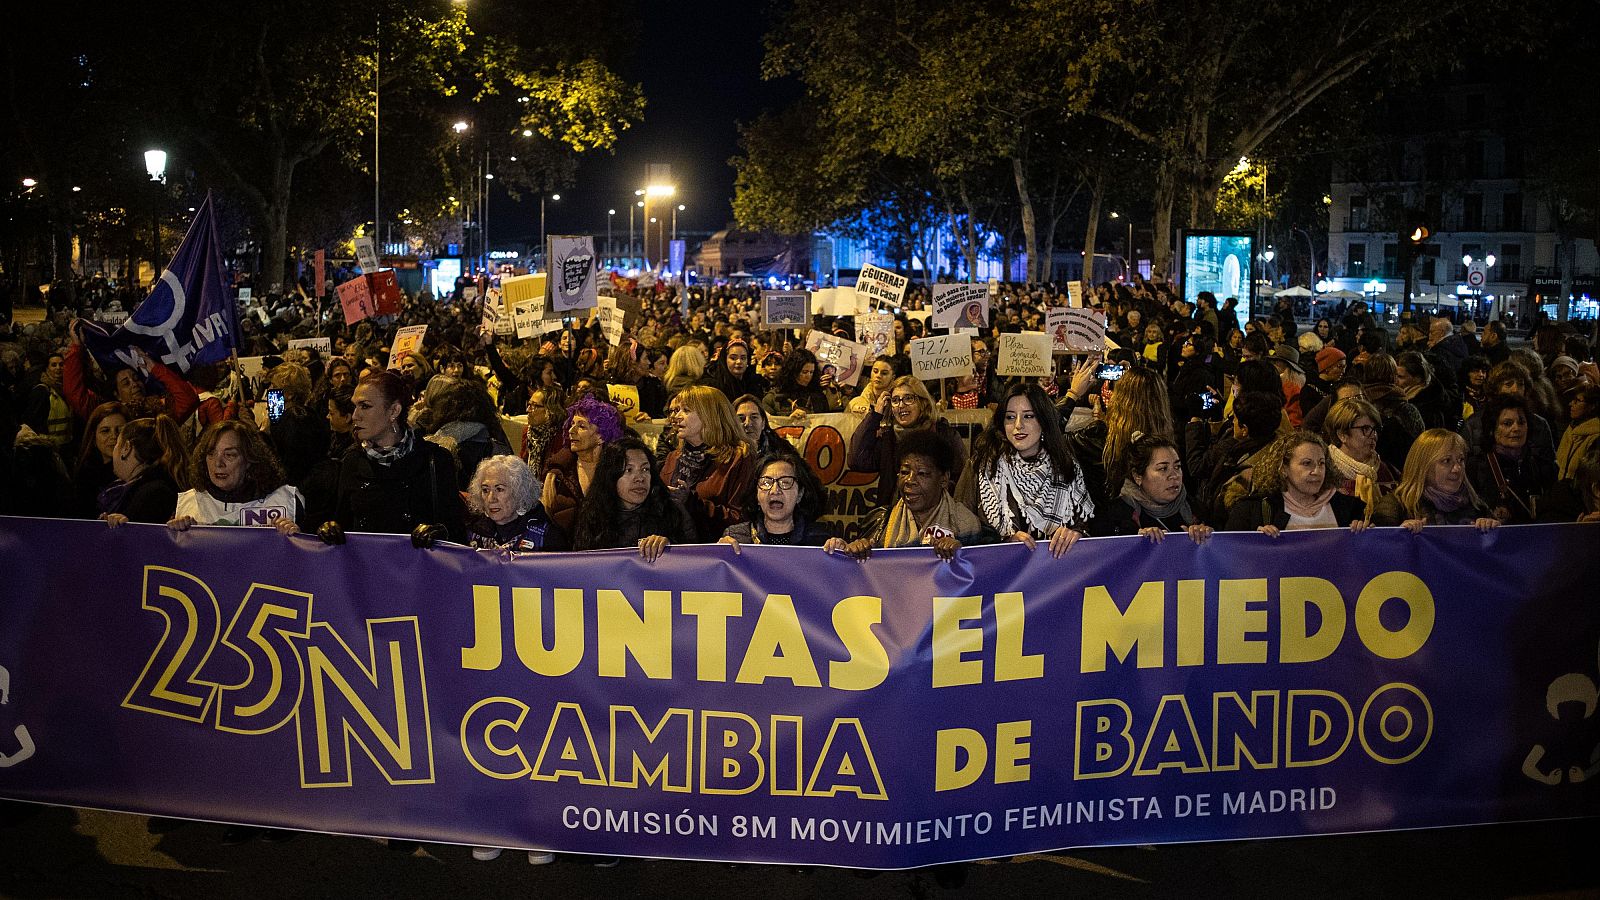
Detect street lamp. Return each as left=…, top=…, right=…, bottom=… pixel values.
left=144, top=149, right=167, bottom=284
left=630, top=196, right=644, bottom=270
left=673, top=203, right=685, bottom=243
left=1108, top=211, right=1133, bottom=278
left=607, top=209, right=616, bottom=268
left=539, top=193, right=560, bottom=270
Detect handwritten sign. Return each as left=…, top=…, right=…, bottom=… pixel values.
left=761, top=291, right=811, bottom=329
left=353, top=236, right=379, bottom=274
left=287, top=337, right=332, bottom=356
left=548, top=236, right=598, bottom=312
left=1067, top=281, right=1084, bottom=308
left=610, top=384, right=641, bottom=418
left=996, top=332, right=1052, bottom=378
left=854, top=263, right=908, bottom=309
left=854, top=311, right=895, bottom=360
left=336, top=275, right=376, bottom=325
left=907, top=334, right=974, bottom=382
left=804, top=331, right=867, bottom=387
left=1055, top=308, right=1106, bottom=354
left=386, top=325, right=428, bottom=372
left=931, top=283, right=989, bottom=329
left=597, top=297, right=625, bottom=347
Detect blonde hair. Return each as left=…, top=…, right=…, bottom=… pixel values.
left=663, top=345, right=705, bottom=391
left=270, top=362, right=313, bottom=408
left=887, top=375, right=939, bottom=428
left=1323, top=397, right=1381, bottom=446
left=1393, top=428, right=1484, bottom=519
left=672, top=385, right=751, bottom=462
left=1102, top=366, right=1174, bottom=491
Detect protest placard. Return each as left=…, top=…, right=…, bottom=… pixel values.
left=854, top=263, right=908, bottom=308
left=907, top=334, right=974, bottom=382
left=761, top=291, right=811, bottom=329
left=1067, top=281, right=1084, bottom=308
left=501, top=273, right=548, bottom=310
left=287, top=337, right=332, bottom=355
left=353, top=236, right=379, bottom=274
left=931, top=283, right=990, bottom=329
left=610, top=384, right=641, bottom=419
left=336, top=275, right=375, bottom=325
left=369, top=270, right=403, bottom=316
left=512, top=301, right=546, bottom=340
left=313, top=250, right=326, bottom=299
left=547, top=236, right=598, bottom=312
left=238, top=287, right=253, bottom=302
left=854, top=311, right=895, bottom=359
left=1054, top=307, right=1106, bottom=353
left=236, top=356, right=264, bottom=380
left=597, top=297, right=625, bottom=347
left=996, top=332, right=1053, bottom=377
left=804, top=331, right=867, bottom=387
left=386, top=325, right=428, bottom=370
left=808, top=287, right=855, bottom=317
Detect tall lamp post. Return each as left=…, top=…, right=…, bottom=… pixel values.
left=607, top=209, right=616, bottom=268
left=144, top=149, right=167, bottom=284
left=539, top=193, right=560, bottom=271
left=630, top=194, right=644, bottom=269
left=643, top=183, right=675, bottom=269
left=1109, top=211, right=1132, bottom=278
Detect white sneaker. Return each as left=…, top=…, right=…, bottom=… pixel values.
left=472, top=847, right=503, bottom=861
left=527, top=851, right=555, bottom=865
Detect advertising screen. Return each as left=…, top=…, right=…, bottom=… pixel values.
left=430, top=257, right=461, bottom=299
left=1181, top=231, right=1254, bottom=331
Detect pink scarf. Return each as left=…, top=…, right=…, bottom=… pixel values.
left=1282, top=486, right=1336, bottom=519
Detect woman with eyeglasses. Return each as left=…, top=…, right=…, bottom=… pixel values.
left=1370, top=428, right=1500, bottom=532
left=848, top=375, right=966, bottom=507
left=719, top=454, right=836, bottom=550
left=1323, top=397, right=1398, bottom=516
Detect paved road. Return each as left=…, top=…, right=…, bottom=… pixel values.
left=1, top=804, right=1595, bottom=899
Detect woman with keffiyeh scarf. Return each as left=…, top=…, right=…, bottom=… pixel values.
left=958, top=384, right=1094, bottom=558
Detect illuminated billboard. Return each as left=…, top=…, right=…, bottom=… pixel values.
left=1181, top=230, right=1254, bottom=331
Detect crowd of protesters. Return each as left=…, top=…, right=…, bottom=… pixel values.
left=2, top=271, right=1599, bottom=868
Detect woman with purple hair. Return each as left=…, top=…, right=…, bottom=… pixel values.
left=540, top=393, right=625, bottom=535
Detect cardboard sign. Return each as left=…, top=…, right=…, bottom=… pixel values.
left=1052, top=307, right=1106, bottom=354
left=610, top=384, right=641, bottom=418
left=931, top=283, right=990, bottom=329
left=512, top=301, right=546, bottom=340
left=369, top=270, right=403, bottom=316
left=548, top=235, right=598, bottom=312
left=386, top=325, right=428, bottom=371
left=804, top=331, right=867, bottom=387
left=854, top=311, right=895, bottom=360
left=353, top=236, right=379, bottom=274
left=238, top=288, right=253, bottom=302
left=336, top=275, right=376, bottom=325
left=809, top=287, right=856, bottom=317
left=237, top=356, right=265, bottom=380
left=854, top=263, right=908, bottom=308
left=313, top=250, right=326, bottom=299
left=988, top=277, right=1000, bottom=296
left=907, top=334, right=974, bottom=382
left=597, top=297, right=625, bottom=347
left=996, top=332, right=1052, bottom=378
left=761, top=291, right=811, bottom=329
left=502, top=273, right=548, bottom=309
left=1067, top=281, right=1084, bottom=308
left=287, top=337, right=332, bottom=355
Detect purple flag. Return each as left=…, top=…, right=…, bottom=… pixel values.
left=82, top=192, right=236, bottom=374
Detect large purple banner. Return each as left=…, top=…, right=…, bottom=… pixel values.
left=0, top=517, right=1595, bottom=867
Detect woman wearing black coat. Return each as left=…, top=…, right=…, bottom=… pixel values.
left=1225, top=430, right=1371, bottom=536
left=319, top=370, right=466, bottom=546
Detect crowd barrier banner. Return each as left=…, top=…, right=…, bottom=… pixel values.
left=3, top=517, right=1594, bottom=868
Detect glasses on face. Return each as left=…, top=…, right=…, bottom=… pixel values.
left=1349, top=424, right=1381, bottom=436
left=888, top=395, right=919, bottom=407
left=757, top=475, right=798, bottom=492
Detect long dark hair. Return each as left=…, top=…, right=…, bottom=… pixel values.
left=78, top=401, right=131, bottom=471
left=573, top=437, right=679, bottom=549
left=972, top=383, right=1076, bottom=481
left=775, top=349, right=822, bottom=396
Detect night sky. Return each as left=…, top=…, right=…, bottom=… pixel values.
left=499, top=0, right=791, bottom=244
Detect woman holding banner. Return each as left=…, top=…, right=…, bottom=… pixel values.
left=1370, top=428, right=1501, bottom=531
left=848, top=375, right=966, bottom=507
left=167, top=421, right=302, bottom=535
left=574, top=437, right=694, bottom=559
left=959, top=383, right=1094, bottom=557
left=317, top=370, right=465, bottom=546
left=833, top=430, right=995, bottom=560
left=98, top=415, right=186, bottom=527
left=1090, top=433, right=1212, bottom=543
left=541, top=394, right=624, bottom=535
left=662, top=386, right=754, bottom=542
left=719, top=454, right=835, bottom=549
left=1224, top=431, right=1371, bottom=535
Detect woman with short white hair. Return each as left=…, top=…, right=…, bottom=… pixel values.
left=453, top=454, right=568, bottom=552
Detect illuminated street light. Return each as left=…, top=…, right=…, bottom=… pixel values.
left=453, top=121, right=469, bottom=133
left=21, top=178, right=37, bottom=188
left=645, top=184, right=675, bottom=197
left=1462, top=254, right=1473, bottom=266
left=521, top=128, right=532, bottom=137
left=144, top=149, right=167, bottom=182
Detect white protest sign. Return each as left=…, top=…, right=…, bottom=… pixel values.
left=1067, top=281, right=1084, bottom=308
left=908, top=334, right=974, bottom=382
left=761, top=291, right=811, bottom=329
left=804, top=330, right=868, bottom=387
left=353, top=237, right=379, bottom=274
left=237, top=356, right=265, bottom=380
left=996, top=332, right=1053, bottom=378
left=988, top=277, right=999, bottom=296
left=512, top=301, right=546, bottom=339
left=854, top=311, right=895, bottom=360
left=810, top=287, right=856, bottom=316
left=1056, top=308, right=1106, bottom=354
left=287, top=337, right=332, bottom=355
left=931, top=283, right=990, bottom=329
left=238, top=288, right=253, bottom=302
left=597, top=296, right=625, bottom=347
left=386, top=325, right=428, bottom=370
left=854, top=263, right=908, bottom=309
